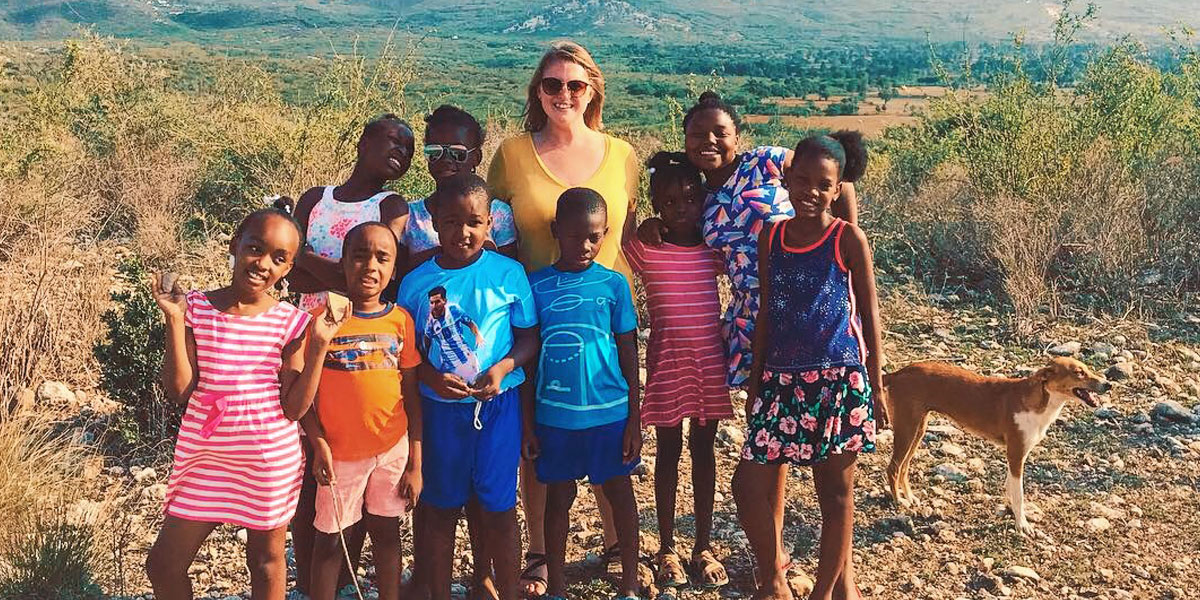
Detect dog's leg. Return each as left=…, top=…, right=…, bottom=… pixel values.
left=887, top=409, right=927, bottom=504
left=1005, top=438, right=1033, bottom=536
left=898, top=413, right=928, bottom=503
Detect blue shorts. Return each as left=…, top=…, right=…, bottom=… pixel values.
left=421, top=388, right=520, bottom=513
left=535, top=418, right=639, bottom=485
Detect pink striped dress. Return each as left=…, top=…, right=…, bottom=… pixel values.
left=164, top=291, right=311, bottom=530
left=624, top=238, right=732, bottom=427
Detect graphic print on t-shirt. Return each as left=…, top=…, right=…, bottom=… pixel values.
left=422, top=286, right=484, bottom=381
left=531, top=268, right=620, bottom=406
left=324, top=333, right=402, bottom=372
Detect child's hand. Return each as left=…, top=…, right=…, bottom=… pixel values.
left=311, top=439, right=336, bottom=486
left=873, top=388, right=890, bottom=430
left=310, top=302, right=352, bottom=345
left=521, top=428, right=541, bottom=461
left=471, top=364, right=507, bottom=400
left=430, top=373, right=473, bottom=399
left=399, top=465, right=422, bottom=510
left=151, top=272, right=186, bottom=320
left=622, top=417, right=642, bottom=464
left=637, top=218, right=666, bottom=246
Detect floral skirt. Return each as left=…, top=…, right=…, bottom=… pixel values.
left=741, top=365, right=876, bottom=466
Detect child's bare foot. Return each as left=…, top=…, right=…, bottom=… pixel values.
left=752, top=569, right=795, bottom=600
left=470, top=570, right=499, bottom=600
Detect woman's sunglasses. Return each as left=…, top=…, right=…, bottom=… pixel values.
left=539, top=77, right=590, bottom=97
left=422, top=144, right=477, bottom=163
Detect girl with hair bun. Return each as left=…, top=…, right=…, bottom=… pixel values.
left=734, top=132, right=884, bottom=600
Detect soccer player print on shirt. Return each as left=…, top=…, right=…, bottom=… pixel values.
left=531, top=269, right=619, bottom=407
left=422, top=286, right=485, bottom=382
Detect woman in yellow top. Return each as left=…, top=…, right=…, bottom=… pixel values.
left=488, top=41, right=639, bottom=286
left=487, top=40, right=639, bottom=597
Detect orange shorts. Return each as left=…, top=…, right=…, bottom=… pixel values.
left=313, top=435, right=410, bottom=534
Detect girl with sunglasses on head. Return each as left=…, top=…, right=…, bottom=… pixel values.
left=487, top=40, right=642, bottom=597
left=402, top=104, right=516, bottom=600
left=402, top=105, right=517, bottom=274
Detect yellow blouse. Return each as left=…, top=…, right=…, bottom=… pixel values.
left=487, top=133, right=639, bottom=284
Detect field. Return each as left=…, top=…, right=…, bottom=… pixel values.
left=2, top=1, right=1200, bottom=598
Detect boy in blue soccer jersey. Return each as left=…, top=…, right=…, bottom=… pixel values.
left=397, top=173, right=539, bottom=600
left=521, top=187, right=642, bottom=600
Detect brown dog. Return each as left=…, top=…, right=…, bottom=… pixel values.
left=884, top=357, right=1111, bottom=534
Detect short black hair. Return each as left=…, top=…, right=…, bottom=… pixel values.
left=424, top=104, right=484, bottom=147
left=232, top=208, right=302, bottom=250
left=341, top=221, right=397, bottom=259
left=555, top=187, right=607, bottom=222
left=428, top=286, right=447, bottom=299
left=794, top=130, right=869, bottom=183
left=363, top=113, right=414, bottom=140
left=682, top=91, right=741, bottom=134
left=646, top=151, right=702, bottom=212
left=431, top=172, right=490, bottom=217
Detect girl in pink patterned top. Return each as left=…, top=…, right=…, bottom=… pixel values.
left=146, top=208, right=349, bottom=599
left=623, top=152, right=731, bottom=588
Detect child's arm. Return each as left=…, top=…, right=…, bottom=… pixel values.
left=616, top=330, right=641, bottom=463
left=745, top=227, right=774, bottom=414
left=279, top=304, right=352, bottom=421
left=399, top=366, right=423, bottom=507
left=832, top=182, right=859, bottom=225
left=289, top=188, right=346, bottom=294
left=300, top=411, right=336, bottom=485
left=471, top=325, right=540, bottom=400
left=152, top=275, right=197, bottom=402
left=418, top=362, right=473, bottom=399
left=840, top=223, right=888, bottom=428
left=519, top=351, right=541, bottom=460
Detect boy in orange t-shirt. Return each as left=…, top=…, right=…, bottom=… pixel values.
left=302, top=221, right=422, bottom=600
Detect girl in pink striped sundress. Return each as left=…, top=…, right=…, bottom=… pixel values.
left=146, top=208, right=349, bottom=599
left=622, top=152, right=732, bottom=588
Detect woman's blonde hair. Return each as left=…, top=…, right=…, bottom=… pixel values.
left=523, top=40, right=606, bottom=132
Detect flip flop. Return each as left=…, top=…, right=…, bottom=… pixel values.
left=519, top=552, right=548, bottom=599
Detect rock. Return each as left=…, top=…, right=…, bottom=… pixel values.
left=236, top=528, right=248, bottom=544
left=1086, top=517, right=1111, bottom=532
left=637, top=328, right=650, bottom=342
left=788, top=573, right=815, bottom=596
left=141, top=484, right=166, bottom=502
left=1093, top=406, right=1120, bottom=420
left=1049, top=342, right=1082, bottom=356
left=1151, top=400, right=1195, bottom=423
left=938, top=442, right=965, bottom=458
left=933, top=463, right=969, bottom=482
left=1110, top=334, right=1128, bottom=347
left=1003, top=566, right=1040, bottom=581
left=632, top=462, right=650, bottom=477
left=1132, top=423, right=1154, bottom=435
left=1089, top=342, right=1116, bottom=358
left=981, top=557, right=995, bottom=572
left=980, top=340, right=1002, bottom=350
left=934, top=327, right=953, bottom=339
left=1098, top=568, right=1115, bottom=582
left=36, top=381, right=74, bottom=404
left=133, top=467, right=157, bottom=483
left=733, top=389, right=749, bottom=402
left=717, top=425, right=746, bottom=449
left=1130, top=412, right=1150, bottom=424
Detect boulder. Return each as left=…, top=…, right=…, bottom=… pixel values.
left=1151, top=400, right=1195, bottom=423
left=36, top=381, right=74, bottom=405
left=1049, top=341, right=1082, bottom=357
left=1105, top=364, right=1133, bottom=382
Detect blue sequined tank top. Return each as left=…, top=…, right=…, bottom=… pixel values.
left=763, top=218, right=866, bottom=371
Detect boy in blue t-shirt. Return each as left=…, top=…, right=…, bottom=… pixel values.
left=397, top=173, right=539, bottom=600
left=522, top=188, right=642, bottom=600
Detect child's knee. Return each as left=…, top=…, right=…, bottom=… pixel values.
left=311, top=531, right=342, bottom=558
left=145, top=550, right=183, bottom=584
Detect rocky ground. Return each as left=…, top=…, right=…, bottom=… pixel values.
left=47, top=287, right=1200, bottom=600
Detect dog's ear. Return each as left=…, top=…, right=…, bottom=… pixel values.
left=1034, top=366, right=1054, bottom=382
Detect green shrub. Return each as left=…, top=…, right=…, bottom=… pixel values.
left=93, top=259, right=180, bottom=453
left=0, top=520, right=102, bottom=600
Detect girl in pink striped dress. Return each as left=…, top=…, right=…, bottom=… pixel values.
left=146, top=208, right=349, bottom=599
left=623, top=152, right=731, bottom=589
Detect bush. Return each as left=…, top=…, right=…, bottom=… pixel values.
left=93, top=259, right=179, bottom=453
left=0, top=520, right=102, bottom=600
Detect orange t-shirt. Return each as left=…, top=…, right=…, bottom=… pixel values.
left=315, top=304, right=422, bottom=460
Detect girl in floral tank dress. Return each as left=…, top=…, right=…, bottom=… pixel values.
left=732, top=132, right=888, bottom=600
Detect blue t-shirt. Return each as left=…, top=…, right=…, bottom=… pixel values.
left=528, top=263, right=639, bottom=429
left=398, top=251, right=538, bottom=403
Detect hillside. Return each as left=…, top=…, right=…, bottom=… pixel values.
left=1, top=0, right=1196, bottom=45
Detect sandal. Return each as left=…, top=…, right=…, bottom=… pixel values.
left=654, top=550, right=688, bottom=588
left=689, top=550, right=730, bottom=589
left=602, top=543, right=622, bottom=576
left=519, top=552, right=548, bottom=599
